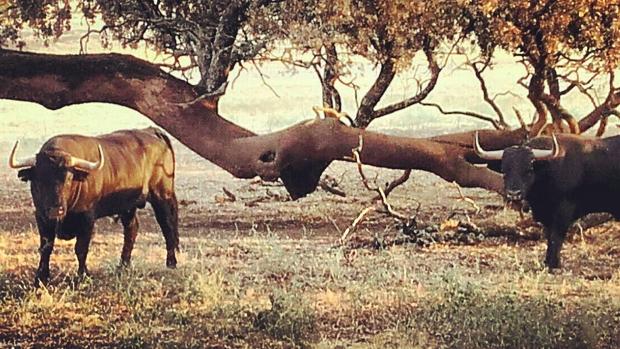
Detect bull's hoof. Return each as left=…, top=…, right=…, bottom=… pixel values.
left=34, top=272, right=49, bottom=288
left=118, top=259, right=131, bottom=269
left=166, top=259, right=177, bottom=269
left=544, top=259, right=561, bottom=271
left=166, top=252, right=177, bottom=269
left=75, top=270, right=92, bottom=282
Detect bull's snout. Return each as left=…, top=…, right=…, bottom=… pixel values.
left=47, top=206, right=66, bottom=220
left=506, top=190, right=523, bottom=202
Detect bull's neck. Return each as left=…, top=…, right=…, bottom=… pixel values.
left=67, top=180, right=83, bottom=211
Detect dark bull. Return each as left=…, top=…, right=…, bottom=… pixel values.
left=474, top=132, right=620, bottom=269
left=10, top=128, right=179, bottom=285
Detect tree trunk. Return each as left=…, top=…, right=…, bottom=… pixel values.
left=0, top=50, right=518, bottom=198
left=355, top=59, right=396, bottom=128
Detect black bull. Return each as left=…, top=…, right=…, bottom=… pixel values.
left=475, top=133, right=620, bottom=269
left=10, top=128, right=178, bottom=284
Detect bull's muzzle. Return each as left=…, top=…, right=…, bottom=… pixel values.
left=505, top=190, right=523, bottom=202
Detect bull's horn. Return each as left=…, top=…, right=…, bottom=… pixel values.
left=473, top=132, right=505, bottom=160
left=8, top=141, right=36, bottom=169
left=69, top=144, right=105, bottom=171
left=532, top=133, right=560, bottom=160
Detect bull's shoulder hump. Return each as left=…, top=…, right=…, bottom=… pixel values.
left=96, top=128, right=165, bottom=140
left=95, top=129, right=172, bottom=152
left=41, top=134, right=94, bottom=148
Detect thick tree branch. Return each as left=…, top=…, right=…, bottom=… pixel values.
left=371, top=46, right=441, bottom=119
left=0, top=50, right=514, bottom=199
left=578, top=72, right=620, bottom=133
left=355, top=58, right=396, bottom=128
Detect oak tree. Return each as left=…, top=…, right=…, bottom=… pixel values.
left=2, top=0, right=618, bottom=200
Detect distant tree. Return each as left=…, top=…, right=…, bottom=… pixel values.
left=267, top=0, right=462, bottom=128
left=461, top=0, right=620, bottom=136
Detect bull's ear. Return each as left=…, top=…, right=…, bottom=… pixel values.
left=17, top=168, right=35, bottom=182
left=71, top=169, right=90, bottom=182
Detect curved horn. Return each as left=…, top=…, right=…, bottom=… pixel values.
left=473, top=132, right=505, bottom=160
left=532, top=133, right=560, bottom=160
left=69, top=144, right=105, bottom=172
left=8, top=141, right=36, bottom=169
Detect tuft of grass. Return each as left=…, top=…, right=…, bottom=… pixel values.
left=254, top=290, right=317, bottom=347
left=409, top=271, right=620, bottom=349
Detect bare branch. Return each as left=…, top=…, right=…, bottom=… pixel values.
left=452, top=181, right=480, bottom=214
left=377, top=169, right=412, bottom=199
left=319, top=175, right=347, bottom=197
left=79, top=23, right=110, bottom=55
left=513, top=107, right=529, bottom=131
left=468, top=56, right=508, bottom=127
left=250, top=59, right=280, bottom=98
left=492, top=90, right=522, bottom=102
left=578, top=71, right=620, bottom=133
left=596, top=114, right=609, bottom=137
left=340, top=207, right=374, bottom=244
left=420, top=102, right=504, bottom=129
left=372, top=45, right=442, bottom=118
left=341, top=135, right=418, bottom=244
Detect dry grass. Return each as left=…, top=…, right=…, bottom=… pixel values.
left=1, top=223, right=619, bottom=348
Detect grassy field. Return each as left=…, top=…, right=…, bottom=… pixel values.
left=1, top=155, right=619, bottom=348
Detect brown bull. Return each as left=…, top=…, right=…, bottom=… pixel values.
left=10, top=127, right=178, bottom=285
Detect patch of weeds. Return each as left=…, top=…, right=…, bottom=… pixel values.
left=254, top=290, right=317, bottom=347
left=115, top=334, right=149, bottom=349
left=409, top=271, right=620, bottom=349
left=180, top=270, right=224, bottom=310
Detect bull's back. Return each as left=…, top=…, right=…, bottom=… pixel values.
left=540, top=135, right=620, bottom=218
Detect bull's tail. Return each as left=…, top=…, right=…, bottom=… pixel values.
left=149, top=127, right=176, bottom=177
left=149, top=128, right=180, bottom=252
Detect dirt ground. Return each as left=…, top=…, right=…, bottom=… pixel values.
left=2, top=142, right=618, bottom=275
left=1, top=141, right=619, bottom=348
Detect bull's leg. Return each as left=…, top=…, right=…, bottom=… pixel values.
left=150, top=193, right=179, bottom=268
left=34, top=215, right=56, bottom=286
left=543, top=227, right=563, bottom=269
left=544, top=202, right=575, bottom=270
left=74, top=217, right=95, bottom=277
left=120, top=208, right=139, bottom=267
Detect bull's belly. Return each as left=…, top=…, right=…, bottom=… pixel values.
left=530, top=193, right=620, bottom=226
left=94, top=188, right=147, bottom=218
left=56, top=229, right=77, bottom=240
left=52, top=190, right=146, bottom=239
left=55, top=213, right=89, bottom=240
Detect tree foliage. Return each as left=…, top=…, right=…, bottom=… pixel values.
left=463, top=0, right=620, bottom=69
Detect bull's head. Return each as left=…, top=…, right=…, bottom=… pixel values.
left=9, top=141, right=104, bottom=220
left=474, top=132, right=560, bottom=202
